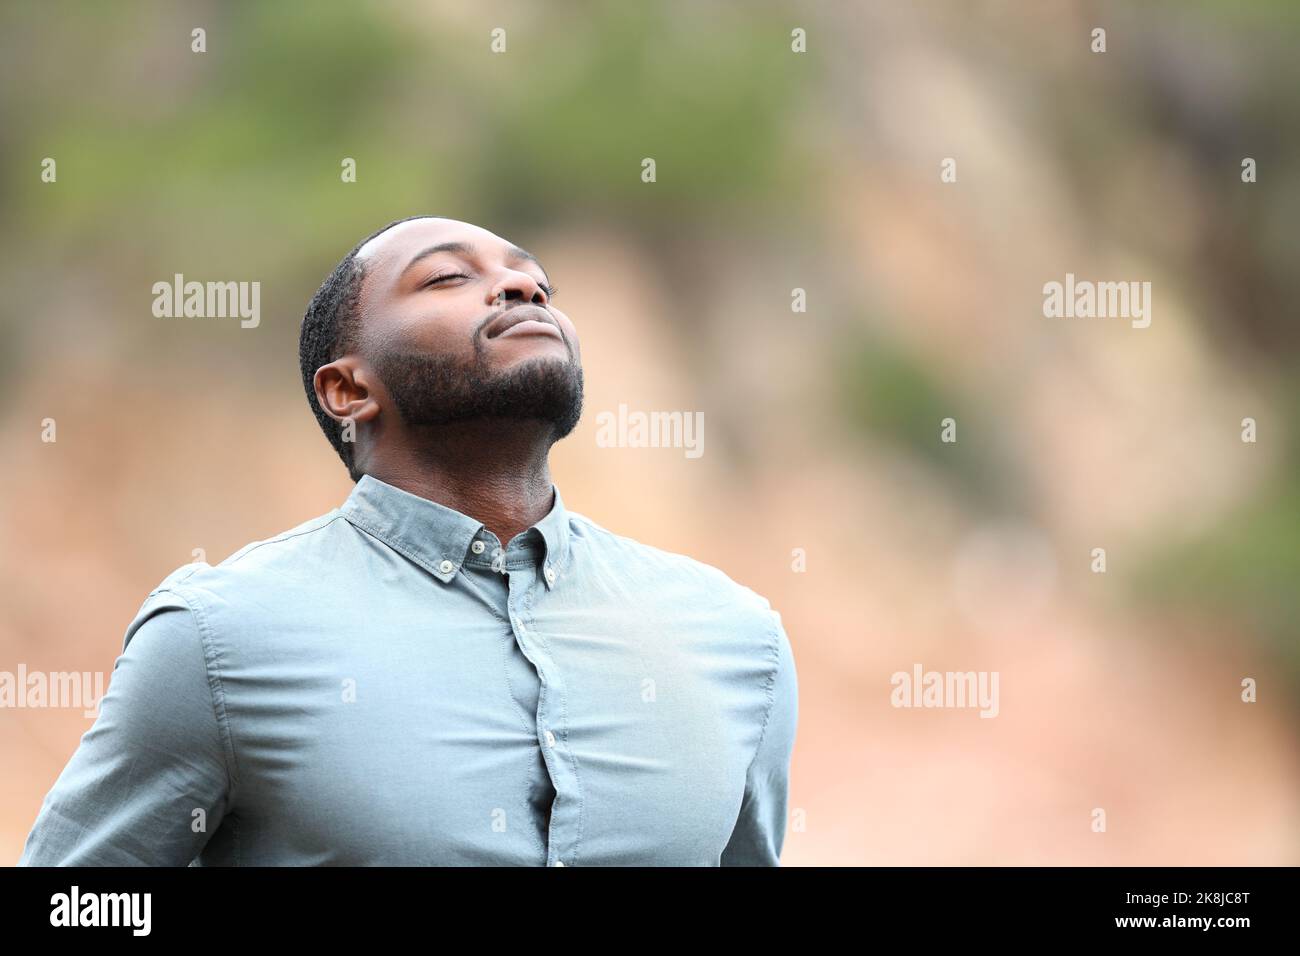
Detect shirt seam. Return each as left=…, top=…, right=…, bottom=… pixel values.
left=218, top=513, right=345, bottom=568
left=566, top=513, right=738, bottom=591
left=155, top=584, right=242, bottom=865
left=742, top=609, right=784, bottom=784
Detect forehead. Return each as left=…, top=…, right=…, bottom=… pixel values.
left=353, top=217, right=531, bottom=315
left=356, top=217, right=515, bottom=271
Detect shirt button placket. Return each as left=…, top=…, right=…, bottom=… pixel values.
left=508, top=574, right=576, bottom=868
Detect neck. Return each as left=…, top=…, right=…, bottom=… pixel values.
left=363, top=419, right=556, bottom=548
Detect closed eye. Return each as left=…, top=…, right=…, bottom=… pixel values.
left=420, top=272, right=556, bottom=299
left=420, top=273, right=469, bottom=289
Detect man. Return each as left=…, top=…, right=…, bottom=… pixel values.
left=19, top=216, right=798, bottom=866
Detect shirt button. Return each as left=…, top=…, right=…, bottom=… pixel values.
left=438, top=559, right=455, bottom=574
left=544, top=566, right=557, bottom=585
left=470, top=541, right=486, bottom=554
left=553, top=860, right=565, bottom=867
left=544, top=730, right=556, bottom=747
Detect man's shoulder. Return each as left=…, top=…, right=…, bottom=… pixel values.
left=567, top=511, right=790, bottom=681
left=566, top=510, right=776, bottom=618
left=134, top=509, right=348, bottom=615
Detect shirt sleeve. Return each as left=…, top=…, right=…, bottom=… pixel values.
left=720, top=609, right=799, bottom=866
left=17, top=590, right=234, bottom=866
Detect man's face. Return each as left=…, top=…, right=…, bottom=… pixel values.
left=351, top=217, right=583, bottom=440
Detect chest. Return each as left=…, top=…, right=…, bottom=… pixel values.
left=216, top=593, right=767, bottom=864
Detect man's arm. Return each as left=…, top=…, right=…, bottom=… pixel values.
left=18, top=591, right=233, bottom=866
left=720, top=610, right=798, bottom=866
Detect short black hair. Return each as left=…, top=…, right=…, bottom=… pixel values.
left=299, top=215, right=435, bottom=481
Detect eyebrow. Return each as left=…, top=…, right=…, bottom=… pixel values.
left=400, top=241, right=549, bottom=283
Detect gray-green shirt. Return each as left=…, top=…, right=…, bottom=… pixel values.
left=19, top=474, right=798, bottom=866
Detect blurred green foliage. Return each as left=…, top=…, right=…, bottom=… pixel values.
left=834, top=327, right=1028, bottom=515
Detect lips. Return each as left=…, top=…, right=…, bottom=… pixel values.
left=485, top=305, right=560, bottom=339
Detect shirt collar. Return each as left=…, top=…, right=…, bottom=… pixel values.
left=338, top=474, right=571, bottom=588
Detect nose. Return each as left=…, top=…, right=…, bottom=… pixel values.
left=487, top=269, right=549, bottom=308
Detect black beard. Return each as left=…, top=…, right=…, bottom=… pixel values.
left=370, top=341, right=584, bottom=443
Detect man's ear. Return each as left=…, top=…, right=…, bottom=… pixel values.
left=315, top=357, right=382, bottom=425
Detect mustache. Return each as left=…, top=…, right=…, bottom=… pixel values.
left=479, top=301, right=554, bottom=328
left=368, top=303, right=572, bottom=360
left=477, top=303, right=571, bottom=354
